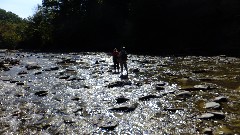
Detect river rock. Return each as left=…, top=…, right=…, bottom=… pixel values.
left=139, top=94, right=161, bottom=101
left=213, top=96, right=228, bottom=103
left=203, top=128, right=213, bottom=135
left=120, top=74, right=128, bottom=79
left=132, top=68, right=140, bottom=73
left=16, top=82, right=24, bottom=85
left=194, top=85, right=211, bottom=90
left=109, top=103, right=138, bottom=112
left=163, top=108, right=184, bottom=113
left=35, top=90, right=48, bottom=97
left=34, top=71, right=42, bottom=75
left=197, top=112, right=225, bottom=120
left=17, top=71, right=28, bottom=75
left=63, top=116, right=75, bottom=124
left=155, top=82, right=165, bottom=90
left=179, top=84, right=213, bottom=91
left=99, top=121, right=118, bottom=131
left=176, top=91, right=191, bottom=98
left=192, top=69, right=208, bottom=73
left=0, top=76, right=11, bottom=81
left=116, top=96, right=130, bottom=104
left=211, top=112, right=225, bottom=119
left=197, top=113, right=214, bottom=119
left=107, top=81, right=131, bottom=88
left=25, top=63, right=41, bottom=70
left=204, top=102, right=220, bottom=109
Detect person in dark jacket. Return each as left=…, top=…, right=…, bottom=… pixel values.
left=112, top=48, right=120, bottom=73
left=119, top=46, right=128, bottom=75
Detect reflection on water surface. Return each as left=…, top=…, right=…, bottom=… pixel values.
left=0, top=51, right=240, bottom=134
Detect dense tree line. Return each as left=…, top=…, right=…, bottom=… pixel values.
left=1, top=0, right=240, bottom=56
left=0, top=9, right=27, bottom=49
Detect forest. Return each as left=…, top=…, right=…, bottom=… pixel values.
left=0, top=0, right=240, bottom=56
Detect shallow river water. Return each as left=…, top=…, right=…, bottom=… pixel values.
left=0, top=51, right=240, bottom=134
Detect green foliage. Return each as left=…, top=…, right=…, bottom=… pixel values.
left=0, top=8, right=22, bottom=23
left=1, top=0, right=240, bottom=56
left=0, top=8, right=27, bottom=49
left=19, top=5, right=55, bottom=50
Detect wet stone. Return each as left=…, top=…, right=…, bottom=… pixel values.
left=25, top=63, right=41, bottom=70
left=42, top=68, right=51, bottom=71
left=2, top=67, right=10, bottom=71
left=73, top=108, right=83, bottom=114
left=16, top=82, right=24, bottom=85
left=58, top=75, right=70, bottom=79
left=202, top=128, right=213, bottom=135
left=139, top=94, right=161, bottom=101
left=34, top=71, right=42, bottom=75
left=156, top=81, right=166, bottom=86
left=179, top=84, right=213, bottom=91
left=192, top=69, right=208, bottom=73
left=213, top=96, right=228, bottom=103
left=99, top=121, right=118, bottom=131
left=107, top=81, right=131, bottom=88
left=115, top=97, right=130, bottom=104
left=63, top=116, right=75, bottom=124
left=204, top=102, right=221, bottom=109
left=35, top=90, right=48, bottom=97
left=71, top=97, right=81, bottom=101
left=66, top=77, right=85, bottom=81
left=34, top=116, right=54, bottom=129
left=132, top=68, right=140, bottom=73
left=53, top=96, right=62, bottom=102
left=176, top=91, right=191, bottom=98
left=197, top=112, right=225, bottom=120
left=156, top=85, right=165, bottom=90
left=109, top=103, right=138, bottom=112
left=134, top=82, right=143, bottom=86
left=95, top=60, right=100, bottom=64
left=15, top=92, right=24, bottom=97
left=57, top=59, right=76, bottom=64
left=17, top=71, right=28, bottom=75
left=50, top=66, right=59, bottom=70
left=120, top=74, right=128, bottom=79
left=197, top=113, right=214, bottom=119
left=163, top=108, right=184, bottom=113
left=0, top=76, right=11, bottom=81
left=193, top=85, right=211, bottom=90
left=198, top=78, right=212, bottom=81
left=210, top=112, right=225, bottom=119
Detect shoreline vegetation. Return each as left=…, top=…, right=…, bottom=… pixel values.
left=1, top=0, right=240, bottom=57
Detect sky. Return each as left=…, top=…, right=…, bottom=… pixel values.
left=0, top=0, right=42, bottom=19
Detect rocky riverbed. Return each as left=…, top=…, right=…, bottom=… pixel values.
left=0, top=50, right=240, bottom=134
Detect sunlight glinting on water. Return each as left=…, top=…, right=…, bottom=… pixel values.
left=1, top=51, right=240, bottom=134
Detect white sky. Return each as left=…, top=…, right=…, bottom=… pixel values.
left=0, top=0, right=42, bottom=19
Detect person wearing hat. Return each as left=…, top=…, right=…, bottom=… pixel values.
left=119, top=46, right=128, bottom=75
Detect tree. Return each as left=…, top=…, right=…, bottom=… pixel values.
left=0, top=8, right=26, bottom=49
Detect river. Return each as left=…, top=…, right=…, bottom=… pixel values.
left=0, top=50, right=240, bottom=134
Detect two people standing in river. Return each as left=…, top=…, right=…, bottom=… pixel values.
left=112, top=46, right=128, bottom=75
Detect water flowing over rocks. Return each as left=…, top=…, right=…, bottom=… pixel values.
left=0, top=50, right=240, bottom=134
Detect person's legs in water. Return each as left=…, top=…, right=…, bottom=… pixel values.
left=124, top=62, right=128, bottom=75
left=114, top=62, right=119, bottom=72
left=120, top=62, right=124, bottom=74
left=117, top=62, right=119, bottom=72
left=114, top=62, right=116, bottom=72
left=120, top=61, right=128, bottom=75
